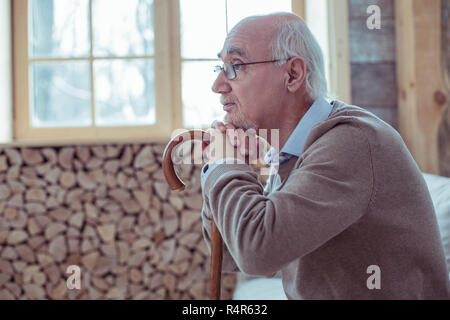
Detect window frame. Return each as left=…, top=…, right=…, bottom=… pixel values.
left=12, top=0, right=350, bottom=143
left=326, top=0, right=352, bottom=103
left=13, top=0, right=174, bottom=143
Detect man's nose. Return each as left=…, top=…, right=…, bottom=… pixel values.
left=211, top=70, right=231, bottom=94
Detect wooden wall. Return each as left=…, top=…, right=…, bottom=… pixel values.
left=348, top=0, right=398, bottom=129
left=396, top=0, right=448, bottom=176
left=438, top=0, right=450, bottom=177
left=349, top=0, right=449, bottom=177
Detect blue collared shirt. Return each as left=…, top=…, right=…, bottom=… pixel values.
left=265, top=97, right=333, bottom=163
left=201, top=97, right=333, bottom=187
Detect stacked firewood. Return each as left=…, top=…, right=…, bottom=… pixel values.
left=0, top=144, right=236, bottom=300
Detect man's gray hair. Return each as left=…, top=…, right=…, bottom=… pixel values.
left=271, top=15, right=328, bottom=100
left=229, top=13, right=328, bottom=100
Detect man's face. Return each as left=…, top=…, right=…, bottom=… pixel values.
left=212, top=20, right=286, bottom=130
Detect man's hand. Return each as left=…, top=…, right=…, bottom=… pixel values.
left=204, top=126, right=241, bottom=165
left=204, top=121, right=270, bottom=165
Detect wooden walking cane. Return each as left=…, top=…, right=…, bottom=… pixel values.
left=162, top=130, right=223, bottom=300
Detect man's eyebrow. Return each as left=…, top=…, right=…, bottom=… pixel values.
left=217, top=46, right=247, bottom=59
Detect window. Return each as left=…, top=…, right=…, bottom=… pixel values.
left=12, top=0, right=350, bottom=142
left=0, top=0, right=13, bottom=143
left=30, top=0, right=157, bottom=127
left=13, top=0, right=172, bottom=141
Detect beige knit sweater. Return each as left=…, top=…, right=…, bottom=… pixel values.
left=201, top=101, right=450, bottom=299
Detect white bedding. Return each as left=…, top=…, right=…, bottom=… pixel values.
left=423, top=173, right=450, bottom=276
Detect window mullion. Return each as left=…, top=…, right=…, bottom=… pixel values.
left=225, top=0, right=228, bottom=33
left=13, top=0, right=31, bottom=140
left=169, top=0, right=182, bottom=131
left=89, top=0, right=95, bottom=128
left=291, top=0, right=306, bottom=19
left=326, top=0, right=351, bottom=103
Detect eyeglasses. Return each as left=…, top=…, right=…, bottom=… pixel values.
left=214, top=59, right=286, bottom=80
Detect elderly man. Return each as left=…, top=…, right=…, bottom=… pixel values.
left=200, top=12, right=449, bottom=299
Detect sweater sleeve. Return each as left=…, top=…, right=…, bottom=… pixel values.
left=202, top=124, right=374, bottom=277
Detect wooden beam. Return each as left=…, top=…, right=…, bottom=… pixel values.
left=169, top=0, right=183, bottom=132
left=0, top=0, right=13, bottom=143
left=12, top=0, right=28, bottom=141
left=292, top=0, right=306, bottom=19
left=327, top=0, right=352, bottom=103
left=395, top=0, right=447, bottom=174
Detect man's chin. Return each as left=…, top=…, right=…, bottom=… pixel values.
left=224, top=113, right=258, bottom=130
left=223, top=115, right=240, bottom=128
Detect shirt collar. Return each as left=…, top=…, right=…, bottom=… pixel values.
left=264, top=97, right=332, bottom=164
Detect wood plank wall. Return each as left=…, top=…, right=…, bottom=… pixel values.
left=396, top=0, right=448, bottom=175
left=349, top=0, right=449, bottom=177
left=348, top=0, right=398, bottom=129
left=438, top=0, right=450, bottom=177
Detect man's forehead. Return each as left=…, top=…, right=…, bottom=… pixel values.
left=217, top=19, right=274, bottom=60
left=217, top=46, right=248, bottom=60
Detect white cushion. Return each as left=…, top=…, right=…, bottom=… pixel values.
left=423, top=173, right=450, bottom=276
left=233, top=278, right=287, bottom=300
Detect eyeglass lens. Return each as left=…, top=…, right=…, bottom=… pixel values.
left=224, top=62, right=235, bottom=79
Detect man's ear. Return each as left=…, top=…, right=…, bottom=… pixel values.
left=284, top=57, right=307, bottom=93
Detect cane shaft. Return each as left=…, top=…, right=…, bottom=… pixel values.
left=209, top=219, right=223, bottom=300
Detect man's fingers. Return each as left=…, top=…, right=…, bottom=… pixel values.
left=203, top=144, right=211, bottom=162
left=224, top=122, right=236, bottom=130
left=210, top=120, right=240, bottom=147
left=232, top=129, right=260, bottom=159
left=211, top=120, right=227, bottom=133
left=234, top=129, right=248, bottom=156
left=211, top=120, right=237, bottom=134
left=205, top=127, right=218, bottom=137
left=225, top=123, right=239, bottom=147
left=246, top=130, right=257, bottom=159
left=211, top=121, right=238, bottom=147
left=248, top=137, right=257, bottom=160
left=226, top=129, right=239, bottom=147
left=256, top=136, right=270, bottom=158
left=206, top=124, right=268, bottom=164
left=210, top=120, right=221, bottom=128
left=203, top=131, right=211, bottom=142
